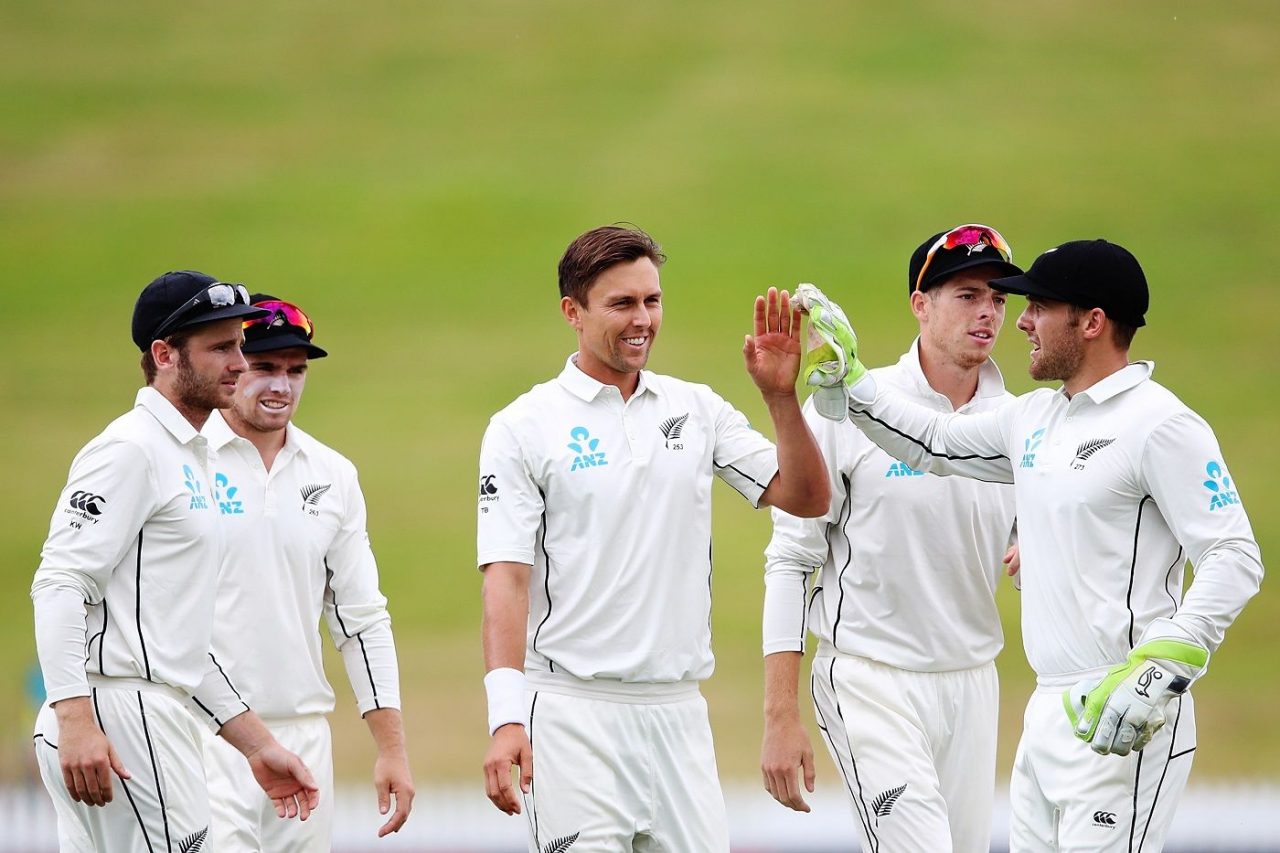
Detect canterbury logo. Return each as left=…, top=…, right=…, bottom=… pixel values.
left=872, top=783, right=906, bottom=818
left=542, top=832, right=580, bottom=853
left=1093, top=811, right=1117, bottom=827
left=659, top=413, right=689, bottom=448
left=68, top=491, right=106, bottom=515
left=300, top=483, right=331, bottom=507
left=179, top=827, right=208, bottom=852
left=1071, top=438, right=1116, bottom=470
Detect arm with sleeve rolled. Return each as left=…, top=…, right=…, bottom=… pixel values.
left=760, top=403, right=848, bottom=812
left=1066, top=412, right=1264, bottom=756
left=32, top=439, right=155, bottom=807
left=476, top=417, right=543, bottom=816
left=321, top=461, right=413, bottom=836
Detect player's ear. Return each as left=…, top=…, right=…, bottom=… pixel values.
left=561, top=295, right=583, bottom=331
left=1081, top=307, right=1108, bottom=342
left=909, top=290, right=929, bottom=324
left=152, top=338, right=179, bottom=371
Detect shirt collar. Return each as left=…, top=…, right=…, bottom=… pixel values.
left=202, top=408, right=308, bottom=460
left=556, top=354, right=660, bottom=402
left=135, top=386, right=202, bottom=445
left=897, top=337, right=1008, bottom=403
left=1071, top=361, right=1154, bottom=404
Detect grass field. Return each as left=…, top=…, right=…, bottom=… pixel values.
left=1, top=1, right=1276, bottom=793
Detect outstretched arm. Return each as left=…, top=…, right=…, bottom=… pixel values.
left=745, top=287, right=830, bottom=517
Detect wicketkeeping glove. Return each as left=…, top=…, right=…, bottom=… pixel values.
left=793, top=283, right=868, bottom=422
left=1063, top=637, right=1208, bottom=756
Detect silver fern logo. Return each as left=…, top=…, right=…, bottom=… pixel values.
left=1071, top=438, right=1115, bottom=470
left=542, top=832, right=580, bottom=852
left=872, top=783, right=907, bottom=818
left=659, top=413, right=689, bottom=449
left=300, top=483, right=332, bottom=515
left=179, top=827, right=207, bottom=852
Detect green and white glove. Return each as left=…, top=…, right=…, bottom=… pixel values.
left=1064, top=634, right=1208, bottom=756
left=793, top=283, right=868, bottom=422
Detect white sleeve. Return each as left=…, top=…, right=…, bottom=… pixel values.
left=323, top=465, right=401, bottom=715
left=846, top=376, right=1016, bottom=484
left=1139, top=412, right=1264, bottom=656
left=712, top=396, right=780, bottom=508
left=762, top=402, right=847, bottom=655
left=188, top=655, right=251, bottom=732
left=31, top=439, right=155, bottom=704
left=477, top=417, right=543, bottom=568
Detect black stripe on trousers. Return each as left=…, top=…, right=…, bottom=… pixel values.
left=811, top=660, right=879, bottom=852
left=1132, top=695, right=1192, bottom=852
left=136, top=691, right=173, bottom=852
left=92, top=688, right=156, bottom=852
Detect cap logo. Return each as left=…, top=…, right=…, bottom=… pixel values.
left=965, top=243, right=988, bottom=256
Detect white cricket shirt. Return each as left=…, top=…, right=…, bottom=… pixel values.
left=846, top=362, right=1264, bottom=683
left=32, top=388, right=247, bottom=724
left=477, top=356, right=780, bottom=686
left=764, top=341, right=1016, bottom=671
left=202, top=411, right=400, bottom=720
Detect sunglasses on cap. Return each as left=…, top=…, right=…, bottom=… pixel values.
left=914, top=224, right=1014, bottom=293
left=244, top=299, right=316, bottom=339
left=152, top=282, right=252, bottom=341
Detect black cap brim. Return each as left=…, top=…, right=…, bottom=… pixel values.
left=242, top=330, right=328, bottom=359
left=921, top=258, right=1024, bottom=292
left=174, top=303, right=271, bottom=332
left=988, top=272, right=1072, bottom=302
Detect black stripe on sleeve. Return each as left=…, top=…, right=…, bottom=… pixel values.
left=135, top=530, right=152, bottom=680
left=190, top=695, right=223, bottom=727
left=850, top=408, right=1009, bottom=463
left=1125, top=497, right=1153, bottom=649
left=325, top=559, right=381, bottom=708
left=207, top=653, right=244, bottom=703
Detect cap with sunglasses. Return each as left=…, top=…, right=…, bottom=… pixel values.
left=990, top=239, right=1148, bottom=328
left=132, top=270, right=270, bottom=351
left=908, top=224, right=1023, bottom=295
left=241, top=294, right=328, bottom=359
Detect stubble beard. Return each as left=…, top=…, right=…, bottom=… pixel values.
left=1029, top=334, right=1085, bottom=382
left=175, top=349, right=229, bottom=413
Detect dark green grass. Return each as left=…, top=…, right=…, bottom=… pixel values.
left=2, top=1, right=1276, bottom=784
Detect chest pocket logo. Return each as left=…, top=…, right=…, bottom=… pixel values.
left=568, top=426, right=608, bottom=471
left=1020, top=428, right=1046, bottom=469
left=183, top=465, right=209, bottom=510
left=1071, top=438, right=1115, bottom=470
left=301, top=483, right=332, bottom=516
left=659, top=413, right=688, bottom=450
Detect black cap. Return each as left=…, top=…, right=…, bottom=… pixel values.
left=241, top=293, right=328, bottom=359
left=132, top=270, right=269, bottom=351
left=990, top=239, right=1148, bottom=327
left=908, top=229, right=1023, bottom=294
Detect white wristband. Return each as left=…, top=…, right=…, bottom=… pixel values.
left=484, top=667, right=527, bottom=736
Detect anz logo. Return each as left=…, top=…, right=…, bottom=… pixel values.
left=1203, top=461, right=1240, bottom=511
left=183, top=465, right=209, bottom=511
left=213, top=472, right=244, bottom=515
left=885, top=461, right=924, bottom=478
left=1020, top=428, right=1046, bottom=469
left=568, top=426, right=608, bottom=472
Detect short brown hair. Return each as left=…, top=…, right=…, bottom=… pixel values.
left=1067, top=304, right=1139, bottom=349
left=140, top=330, right=192, bottom=384
left=558, top=225, right=666, bottom=306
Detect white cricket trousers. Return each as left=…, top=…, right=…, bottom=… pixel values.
left=1008, top=684, right=1195, bottom=852
left=204, top=715, right=334, bottom=852
left=33, top=679, right=210, bottom=853
left=811, top=653, right=999, bottom=853
left=522, top=687, right=730, bottom=853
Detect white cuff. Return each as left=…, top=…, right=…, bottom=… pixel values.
left=849, top=372, right=878, bottom=404
left=484, top=668, right=527, bottom=736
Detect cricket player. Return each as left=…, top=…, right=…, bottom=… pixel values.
left=799, top=240, right=1264, bottom=851
left=201, top=294, right=414, bottom=849
left=477, top=225, right=831, bottom=851
left=31, top=270, right=320, bottom=852
left=761, top=224, right=1020, bottom=852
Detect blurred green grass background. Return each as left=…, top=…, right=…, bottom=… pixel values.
left=1, top=1, right=1275, bottom=789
